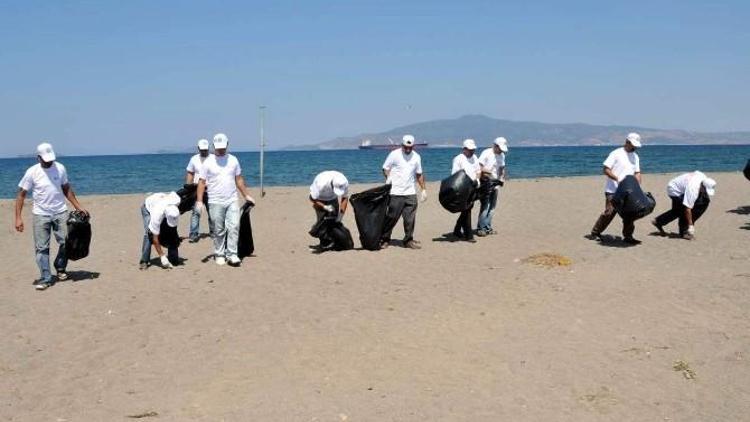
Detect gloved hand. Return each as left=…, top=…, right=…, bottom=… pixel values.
left=322, top=204, right=335, bottom=213
left=475, top=179, right=481, bottom=188
left=244, top=195, right=255, bottom=206
left=335, top=212, right=344, bottom=223
left=160, top=255, right=173, bottom=269
left=687, top=225, right=695, bottom=235
left=419, top=189, right=428, bottom=202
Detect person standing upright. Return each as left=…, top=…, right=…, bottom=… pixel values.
left=476, top=137, right=508, bottom=236
left=380, top=135, right=427, bottom=249
left=451, top=139, right=482, bottom=242
left=15, top=143, right=88, bottom=290
left=589, top=133, right=643, bottom=244
left=196, top=133, right=255, bottom=266
left=185, top=138, right=212, bottom=243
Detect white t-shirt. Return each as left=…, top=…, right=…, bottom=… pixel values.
left=310, top=171, right=349, bottom=201
left=18, top=162, right=69, bottom=216
left=186, top=153, right=211, bottom=182
left=452, top=153, right=481, bottom=181
left=667, top=171, right=707, bottom=208
left=383, top=149, right=423, bottom=196
left=478, top=148, right=506, bottom=179
left=144, top=192, right=177, bottom=235
left=199, top=154, right=242, bottom=205
left=602, top=147, right=640, bottom=193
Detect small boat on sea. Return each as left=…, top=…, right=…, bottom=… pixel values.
left=358, top=138, right=429, bottom=150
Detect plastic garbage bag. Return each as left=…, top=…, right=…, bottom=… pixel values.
left=612, top=175, right=656, bottom=220
left=309, top=215, right=354, bottom=251
left=176, top=184, right=208, bottom=214
left=65, top=211, right=91, bottom=261
left=157, top=220, right=181, bottom=249
left=744, top=159, right=750, bottom=181
left=350, top=184, right=391, bottom=250
left=439, top=171, right=477, bottom=213
left=237, top=201, right=255, bottom=258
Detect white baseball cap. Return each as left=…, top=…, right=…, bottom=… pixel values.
left=402, top=134, right=415, bottom=147
left=494, top=137, right=508, bottom=152
left=332, top=173, right=349, bottom=197
left=165, top=205, right=180, bottom=228
left=37, top=142, right=56, bottom=162
left=626, top=132, right=642, bottom=148
left=213, top=133, right=228, bottom=149
left=702, top=177, right=716, bottom=196
left=463, top=139, right=477, bottom=150
left=197, top=139, right=209, bottom=150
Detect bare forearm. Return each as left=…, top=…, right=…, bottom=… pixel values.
left=685, top=207, right=693, bottom=226
left=635, top=172, right=642, bottom=184
left=63, top=185, right=84, bottom=211
left=603, top=167, right=618, bottom=181
left=417, top=174, right=426, bottom=190
left=186, top=172, right=194, bottom=184
left=15, top=190, right=25, bottom=220
left=151, top=236, right=164, bottom=256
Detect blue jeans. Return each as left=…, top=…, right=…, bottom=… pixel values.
left=208, top=201, right=240, bottom=258
left=477, top=187, right=499, bottom=231
left=140, top=205, right=178, bottom=265
left=33, top=211, right=68, bottom=282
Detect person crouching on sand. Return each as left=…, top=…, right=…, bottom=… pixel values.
left=196, top=133, right=255, bottom=267
left=652, top=171, right=716, bottom=240
left=309, top=170, right=350, bottom=249
left=139, top=192, right=181, bottom=270
left=589, top=133, right=643, bottom=245
left=15, top=142, right=88, bottom=290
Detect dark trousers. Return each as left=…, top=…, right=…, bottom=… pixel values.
left=591, top=193, right=635, bottom=238
left=654, top=195, right=710, bottom=235
left=381, top=194, right=418, bottom=243
left=454, top=205, right=474, bottom=239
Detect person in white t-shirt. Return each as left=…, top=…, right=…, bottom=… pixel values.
left=652, top=171, right=716, bottom=240
left=15, top=143, right=88, bottom=290
left=139, top=192, right=181, bottom=270
left=380, top=135, right=427, bottom=249
left=196, top=133, right=255, bottom=266
left=185, top=138, right=213, bottom=243
left=450, top=139, right=482, bottom=242
left=589, top=133, right=643, bottom=244
left=309, top=170, right=350, bottom=249
left=476, top=137, right=508, bottom=236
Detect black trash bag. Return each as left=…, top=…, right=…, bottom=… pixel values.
left=744, top=159, right=750, bottom=181
left=237, top=201, right=255, bottom=258
left=692, top=191, right=711, bottom=222
left=309, top=216, right=354, bottom=251
left=611, top=175, right=657, bottom=220
left=157, top=220, right=182, bottom=249
left=350, top=184, right=391, bottom=250
left=176, top=184, right=208, bottom=214
left=477, top=176, right=503, bottom=199
left=439, top=171, right=477, bottom=213
left=65, top=211, right=91, bottom=261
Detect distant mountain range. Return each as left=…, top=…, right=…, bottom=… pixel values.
left=285, top=114, right=750, bottom=150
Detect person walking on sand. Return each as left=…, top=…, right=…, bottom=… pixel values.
left=451, top=139, right=482, bottom=242
left=652, top=171, right=716, bottom=240
left=196, top=133, right=255, bottom=266
left=380, top=135, right=427, bottom=249
left=139, top=192, right=181, bottom=270
left=476, top=137, right=508, bottom=236
left=309, top=170, right=350, bottom=249
left=15, top=142, right=88, bottom=290
left=185, top=138, right=213, bottom=243
left=589, top=133, right=643, bottom=244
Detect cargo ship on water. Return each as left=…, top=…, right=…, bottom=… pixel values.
left=358, top=138, right=429, bottom=150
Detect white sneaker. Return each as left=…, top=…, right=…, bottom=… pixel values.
left=215, top=256, right=226, bottom=266
left=227, top=255, right=241, bottom=266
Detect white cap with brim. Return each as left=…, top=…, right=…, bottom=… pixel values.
left=332, top=174, right=349, bottom=197
left=402, top=135, right=415, bottom=147
left=197, top=139, right=210, bottom=150
left=494, top=137, right=508, bottom=152
left=165, top=205, right=180, bottom=228
left=702, top=177, right=716, bottom=196
left=626, top=132, right=642, bottom=148
left=37, top=142, right=56, bottom=162
left=463, top=139, right=477, bottom=150
left=213, top=133, right=228, bottom=149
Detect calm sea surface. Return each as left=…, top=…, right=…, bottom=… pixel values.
left=1, top=145, right=748, bottom=199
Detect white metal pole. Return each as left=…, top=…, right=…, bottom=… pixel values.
left=259, top=105, right=266, bottom=197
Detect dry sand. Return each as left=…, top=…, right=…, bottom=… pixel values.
left=1, top=172, right=749, bottom=421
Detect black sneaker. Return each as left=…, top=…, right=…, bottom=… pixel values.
left=188, top=237, right=199, bottom=243
left=34, top=280, right=52, bottom=291
left=651, top=220, right=665, bottom=235
left=623, top=237, right=642, bottom=245
left=57, top=271, right=69, bottom=281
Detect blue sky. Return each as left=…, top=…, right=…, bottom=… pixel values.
left=1, top=0, right=748, bottom=156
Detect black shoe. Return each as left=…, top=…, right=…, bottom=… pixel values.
left=189, top=237, right=199, bottom=243
left=651, top=220, right=665, bottom=235
left=56, top=271, right=69, bottom=281
left=585, top=232, right=602, bottom=241
left=623, top=237, right=642, bottom=245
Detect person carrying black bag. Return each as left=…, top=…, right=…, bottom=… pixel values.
left=450, top=139, right=482, bottom=242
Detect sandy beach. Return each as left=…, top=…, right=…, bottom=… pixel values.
left=1, top=172, right=749, bottom=421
